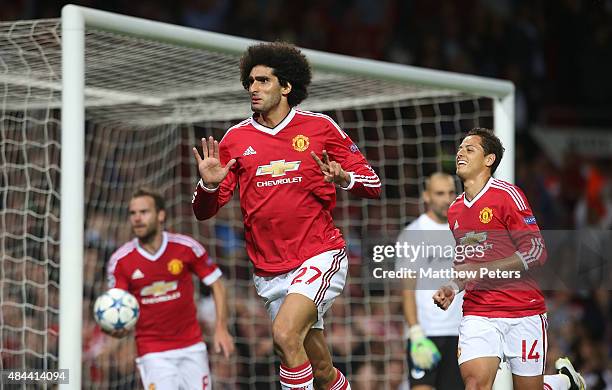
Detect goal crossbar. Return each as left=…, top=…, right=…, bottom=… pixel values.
left=63, top=5, right=514, bottom=98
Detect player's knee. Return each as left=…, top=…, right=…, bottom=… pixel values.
left=311, top=359, right=335, bottom=384
left=272, top=324, right=301, bottom=355
left=463, top=375, right=492, bottom=390
left=463, top=376, right=480, bottom=390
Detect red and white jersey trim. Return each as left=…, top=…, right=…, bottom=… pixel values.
left=221, top=118, right=250, bottom=142
left=461, top=177, right=528, bottom=211
left=167, top=232, right=206, bottom=257
left=202, top=268, right=222, bottom=286
left=295, top=109, right=346, bottom=139
left=517, top=237, right=545, bottom=270
left=107, top=241, right=135, bottom=276
left=342, top=170, right=381, bottom=190
left=249, top=109, right=297, bottom=136
left=354, top=167, right=381, bottom=188
left=135, top=233, right=169, bottom=261
left=107, top=232, right=209, bottom=275
left=491, top=179, right=527, bottom=211
left=449, top=193, right=464, bottom=209
left=463, top=178, right=493, bottom=208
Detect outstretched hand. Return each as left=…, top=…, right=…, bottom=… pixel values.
left=311, top=150, right=351, bottom=187
left=192, top=137, right=236, bottom=189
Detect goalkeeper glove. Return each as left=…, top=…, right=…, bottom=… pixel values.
left=409, top=324, right=441, bottom=370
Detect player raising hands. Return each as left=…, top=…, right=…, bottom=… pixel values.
left=192, top=42, right=381, bottom=390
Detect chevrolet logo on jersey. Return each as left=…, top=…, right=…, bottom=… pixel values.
left=141, top=281, right=178, bottom=297
left=256, top=160, right=300, bottom=177
left=459, top=231, right=488, bottom=246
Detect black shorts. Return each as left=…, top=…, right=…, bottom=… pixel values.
left=406, top=336, right=464, bottom=389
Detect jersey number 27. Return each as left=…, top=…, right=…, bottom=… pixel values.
left=291, top=266, right=322, bottom=285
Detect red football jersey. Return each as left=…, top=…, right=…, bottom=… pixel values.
left=193, top=109, right=381, bottom=275
left=106, top=232, right=221, bottom=356
left=448, top=178, right=547, bottom=317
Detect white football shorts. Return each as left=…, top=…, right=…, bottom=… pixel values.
left=253, top=248, right=348, bottom=329
left=458, top=314, right=548, bottom=376
left=136, top=342, right=211, bottom=390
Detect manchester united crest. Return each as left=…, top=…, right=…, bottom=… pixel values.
left=479, top=207, right=493, bottom=224
left=167, top=259, right=184, bottom=275
left=292, top=135, right=309, bottom=152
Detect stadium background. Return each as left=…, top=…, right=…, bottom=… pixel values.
left=1, top=0, right=610, bottom=389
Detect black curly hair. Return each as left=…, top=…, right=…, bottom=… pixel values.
left=465, top=127, right=505, bottom=174
left=240, top=42, right=312, bottom=107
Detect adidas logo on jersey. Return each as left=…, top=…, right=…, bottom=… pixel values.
left=131, top=269, right=144, bottom=280
left=243, top=146, right=257, bottom=156
left=454, top=220, right=459, bottom=230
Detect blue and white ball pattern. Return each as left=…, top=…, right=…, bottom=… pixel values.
left=93, top=288, right=139, bottom=332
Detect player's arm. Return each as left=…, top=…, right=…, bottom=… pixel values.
left=434, top=214, right=462, bottom=309
left=405, top=284, right=442, bottom=370
left=454, top=189, right=547, bottom=283
left=104, top=255, right=131, bottom=338
left=192, top=136, right=238, bottom=220
left=440, top=250, right=533, bottom=290
left=402, top=281, right=418, bottom=326
left=506, top=191, right=548, bottom=270
left=311, top=120, right=381, bottom=199
left=399, top=255, right=420, bottom=327
left=396, top=229, right=419, bottom=326
left=397, top=229, right=441, bottom=369
left=453, top=254, right=527, bottom=283
left=190, top=243, right=235, bottom=359
left=208, top=278, right=235, bottom=359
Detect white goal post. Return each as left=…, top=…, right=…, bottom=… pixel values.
left=56, top=4, right=512, bottom=389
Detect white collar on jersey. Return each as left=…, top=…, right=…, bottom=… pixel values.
left=135, top=231, right=168, bottom=261
left=463, top=176, right=493, bottom=208
left=249, top=108, right=296, bottom=136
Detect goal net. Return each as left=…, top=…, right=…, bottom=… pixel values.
left=0, top=9, right=511, bottom=389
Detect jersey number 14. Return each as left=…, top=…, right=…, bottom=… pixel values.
left=521, top=339, right=540, bottom=362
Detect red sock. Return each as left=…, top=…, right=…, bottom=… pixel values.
left=329, top=368, right=349, bottom=390
left=280, top=361, right=314, bottom=389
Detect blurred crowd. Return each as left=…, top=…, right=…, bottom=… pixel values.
left=1, top=0, right=610, bottom=389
